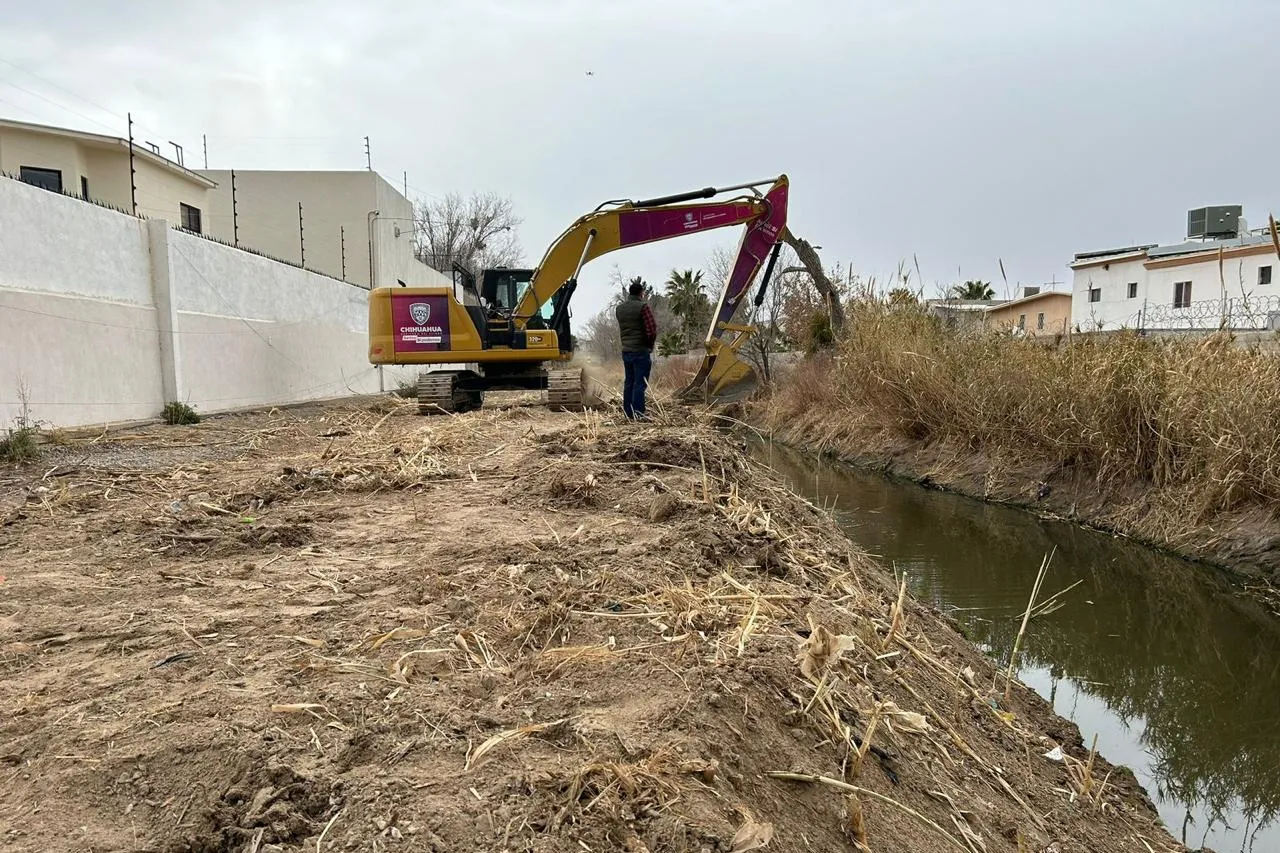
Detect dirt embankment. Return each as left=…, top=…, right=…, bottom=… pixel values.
left=0, top=398, right=1183, bottom=852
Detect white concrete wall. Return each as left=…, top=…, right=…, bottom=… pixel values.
left=198, top=169, right=451, bottom=290
left=0, top=173, right=414, bottom=430
left=0, top=176, right=163, bottom=427
left=373, top=175, right=451, bottom=288
left=167, top=228, right=386, bottom=410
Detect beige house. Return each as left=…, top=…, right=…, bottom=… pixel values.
left=198, top=169, right=447, bottom=289
left=0, top=117, right=215, bottom=228
left=986, top=289, right=1072, bottom=337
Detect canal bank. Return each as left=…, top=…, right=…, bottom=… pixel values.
left=755, top=398, right=1280, bottom=611
left=755, top=318, right=1280, bottom=599
left=752, top=439, right=1280, bottom=853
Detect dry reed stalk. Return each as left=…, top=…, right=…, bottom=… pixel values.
left=316, top=807, right=344, bottom=852
left=765, top=771, right=969, bottom=852
left=465, top=718, right=566, bottom=771
left=1005, top=550, right=1053, bottom=701
left=371, top=627, right=428, bottom=649
left=851, top=702, right=883, bottom=779
left=271, top=703, right=325, bottom=714
left=883, top=574, right=908, bottom=650
left=1028, top=578, right=1083, bottom=619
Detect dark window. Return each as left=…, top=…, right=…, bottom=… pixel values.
left=1127, top=282, right=1138, bottom=299
left=1037, top=312, right=1045, bottom=330
left=180, top=203, right=202, bottom=234
left=80, top=176, right=89, bottom=199
left=1017, top=314, right=1026, bottom=330
left=1261, top=266, right=1273, bottom=286
left=1174, top=281, right=1192, bottom=308
left=19, top=166, right=62, bottom=192
left=1088, top=287, right=1101, bottom=303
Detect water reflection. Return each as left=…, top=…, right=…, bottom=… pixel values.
left=755, top=442, right=1280, bottom=853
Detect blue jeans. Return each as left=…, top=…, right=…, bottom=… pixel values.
left=622, top=351, right=652, bottom=419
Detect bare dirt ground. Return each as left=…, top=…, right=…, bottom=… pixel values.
left=0, top=396, right=1184, bottom=853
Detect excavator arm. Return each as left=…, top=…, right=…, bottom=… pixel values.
left=511, top=175, right=789, bottom=400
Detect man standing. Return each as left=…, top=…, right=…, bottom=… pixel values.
left=615, top=280, right=657, bottom=420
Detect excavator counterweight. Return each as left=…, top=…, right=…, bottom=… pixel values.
left=368, top=175, right=790, bottom=413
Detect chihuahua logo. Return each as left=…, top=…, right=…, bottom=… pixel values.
left=409, top=302, right=431, bottom=325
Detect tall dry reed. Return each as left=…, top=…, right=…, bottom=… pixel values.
left=766, top=302, right=1280, bottom=521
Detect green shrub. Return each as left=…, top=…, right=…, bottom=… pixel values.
left=0, top=426, right=38, bottom=463
left=163, top=401, right=201, bottom=425
left=657, top=331, right=687, bottom=357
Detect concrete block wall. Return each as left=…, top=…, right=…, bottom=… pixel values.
left=0, top=175, right=417, bottom=429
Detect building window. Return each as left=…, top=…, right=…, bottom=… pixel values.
left=80, top=176, right=89, bottom=199
left=1088, top=287, right=1101, bottom=303
left=1261, top=266, right=1273, bottom=286
left=1017, top=314, right=1026, bottom=330
left=1037, top=312, right=1045, bottom=330
left=1127, top=282, right=1138, bottom=298
left=19, top=166, right=62, bottom=192
left=1174, top=280, right=1192, bottom=308
left=180, top=203, right=202, bottom=234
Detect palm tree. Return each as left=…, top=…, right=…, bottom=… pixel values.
left=665, top=268, right=711, bottom=342
left=887, top=287, right=918, bottom=307
left=949, top=280, right=995, bottom=300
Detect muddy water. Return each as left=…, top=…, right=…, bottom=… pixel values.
left=752, top=441, right=1280, bottom=853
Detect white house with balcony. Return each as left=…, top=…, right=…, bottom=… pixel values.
left=1071, top=205, right=1279, bottom=332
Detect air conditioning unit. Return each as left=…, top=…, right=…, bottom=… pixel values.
left=1187, top=205, right=1242, bottom=240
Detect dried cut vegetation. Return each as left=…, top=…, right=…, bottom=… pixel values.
left=0, top=397, right=1180, bottom=852
left=761, top=305, right=1280, bottom=589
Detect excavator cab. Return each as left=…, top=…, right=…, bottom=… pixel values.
left=477, top=267, right=573, bottom=351
left=480, top=268, right=531, bottom=316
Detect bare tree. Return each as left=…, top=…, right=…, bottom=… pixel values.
left=413, top=191, right=523, bottom=277
left=782, top=229, right=846, bottom=333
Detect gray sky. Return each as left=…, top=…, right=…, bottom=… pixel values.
left=2, top=0, right=1278, bottom=319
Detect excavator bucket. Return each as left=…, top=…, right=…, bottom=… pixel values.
left=680, top=324, right=760, bottom=403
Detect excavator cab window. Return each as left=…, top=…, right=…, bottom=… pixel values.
left=480, top=269, right=534, bottom=315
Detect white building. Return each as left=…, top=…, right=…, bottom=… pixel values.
left=0, top=117, right=449, bottom=291
left=1071, top=206, right=1278, bottom=332
left=0, top=117, right=215, bottom=226
left=198, top=169, right=449, bottom=289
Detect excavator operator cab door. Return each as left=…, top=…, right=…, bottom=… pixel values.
left=480, top=269, right=534, bottom=317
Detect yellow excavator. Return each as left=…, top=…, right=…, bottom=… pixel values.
left=368, top=175, right=790, bottom=413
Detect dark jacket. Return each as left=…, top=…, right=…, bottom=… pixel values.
left=615, top=297, right=657, bottom=353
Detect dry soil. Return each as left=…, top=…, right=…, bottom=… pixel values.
left=0, top=396, right=1185, bottom=852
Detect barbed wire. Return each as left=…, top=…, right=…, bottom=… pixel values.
left=1141, top=295, right=1280, bottom=331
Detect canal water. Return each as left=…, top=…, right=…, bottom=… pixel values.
left=753, top=441, right=1280, bottom=853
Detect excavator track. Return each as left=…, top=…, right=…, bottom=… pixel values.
left=416, top=372, right=481, bottom=415
left=546, top=367, right=585, bottom=412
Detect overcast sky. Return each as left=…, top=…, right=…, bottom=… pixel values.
left=2, top=0, right=1278, bottom=318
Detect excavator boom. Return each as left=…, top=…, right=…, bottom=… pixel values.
left=511, top=175, right=789, bottom=402
left=512, top=181, right=780, bottom=324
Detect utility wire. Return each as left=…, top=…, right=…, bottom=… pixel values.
left=0, top=78, right=121, bottom=135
